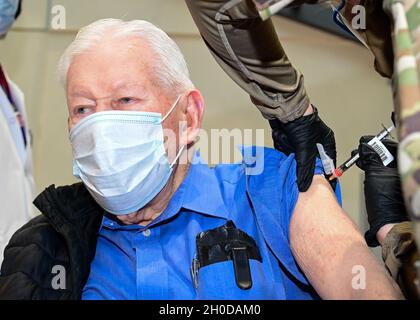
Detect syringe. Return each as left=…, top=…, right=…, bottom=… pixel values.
left=329, top=124, right=395, bottom=181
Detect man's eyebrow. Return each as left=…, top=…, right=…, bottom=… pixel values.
left=68, top=89, right=93, bottom=98
left=113, top=82, right=147, bottom=91
left=68, top=83, right=148, bottom=99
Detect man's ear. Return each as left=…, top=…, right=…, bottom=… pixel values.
left=182, top=89, right=204, bottom=145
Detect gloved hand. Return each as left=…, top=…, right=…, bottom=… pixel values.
left=269, top=106, right=336, bottom=192
left=355, top=136, right=409, bottom=247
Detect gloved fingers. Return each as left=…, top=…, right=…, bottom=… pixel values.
left=359, top=135, right=375, bottom=145
left=295, top=149, right=317, bottom=192
left=357, top=142, right=384, bottom=170
left=358, top=135, right=384, bottom=168
left=358, top=135, right=399, bottom=170
left=270, top=106, right=336, bottom=192
left=360, top=135, right=398, bottom=154
left=270, top=119, right=294, bottom=155
left=297, top=164, right=316, bottom=192
left=272, top=131, right=294, bottom=155
left=381, top=138, right=398, bottom=156
left=268, top=118, right=283, bottom=130
left=363, top=174, right=409, bottom=247
left=379, top=139, right=399, bottom=169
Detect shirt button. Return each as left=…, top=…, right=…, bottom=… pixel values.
left=142, top=229, right=151, bottom=237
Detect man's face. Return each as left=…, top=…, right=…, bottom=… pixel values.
left=66, top=36, right=183, bottom=143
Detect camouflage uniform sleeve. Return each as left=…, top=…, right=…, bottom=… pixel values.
left=359, top=0, right=394, bottom=78
left=381, top=221, right=420, bottom=299
left=266, top=1, right=395, bottom=78
left=383, top=1, right=420, bottom=252
left=185, top=0, right=310, bottom=122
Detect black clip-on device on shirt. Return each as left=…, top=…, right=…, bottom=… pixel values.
left=191, top=220, right=262, bottom=290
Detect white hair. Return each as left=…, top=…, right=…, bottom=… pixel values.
left=57, top=18, right=194, bottom=94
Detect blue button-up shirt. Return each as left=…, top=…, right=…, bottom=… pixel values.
left=82, top=147, right=341, bottom=300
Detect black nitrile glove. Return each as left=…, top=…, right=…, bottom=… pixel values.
left=270, top=106, right=336, bottom=192
left=355, top=136, right=409, bottom=247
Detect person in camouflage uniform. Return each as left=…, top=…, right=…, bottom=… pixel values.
left=336, top=0, right=420, bottom=299
left=306, top=0, right=420, bottom=298
left=267, top=0, right=420, bottom=299
left=382, top=0, right=420, bottom=298
left=186, top=0, right=420, bottom=298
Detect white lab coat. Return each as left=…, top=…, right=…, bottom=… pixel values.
left=0, top=74, right=35, bottom=266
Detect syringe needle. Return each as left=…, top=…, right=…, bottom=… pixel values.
left=329, top=124, right=395, bottom=180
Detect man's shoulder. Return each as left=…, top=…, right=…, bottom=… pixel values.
left=33, top=182, right=102, bottom=222
left=33, top=182, right=89, bottom=209
left=3, top=180, right=101, bottom=270
left=0, top=184, right=86, bottom=274
left=1, top=214, right=63, bottom=259
left=0, top=213, right=69, bottom=298
left=0, top=182, right=101, bottom=299
left=210, top=146, right=296, bottom=181
left=206, top=146, right=299, bottom=217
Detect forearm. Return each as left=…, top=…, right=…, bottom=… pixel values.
left=332, top=234, right=404, bottom=300
left=297, top=215, right=403, bottom=300
left=290, top=176, right=404, bottom=299
left=185, top=0, right=310, bottom=122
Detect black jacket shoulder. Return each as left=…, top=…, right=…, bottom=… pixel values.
left=0, top=183, right=103, bottom=300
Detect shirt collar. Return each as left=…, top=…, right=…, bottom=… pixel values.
left=180, top=152, right=229, bottom=220
left=102, top=151, right=228, bottom=230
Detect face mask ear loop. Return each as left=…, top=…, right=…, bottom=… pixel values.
left=170, top=144, right=187, bottom=169
left=160, top=94, right=185, bottom=168
left=160, top=95, right=182, bottom=124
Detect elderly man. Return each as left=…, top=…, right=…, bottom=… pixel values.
left=0, top=19, right=402, bottom=300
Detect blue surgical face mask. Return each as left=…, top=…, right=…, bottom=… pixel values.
left=69, top=95, right=186, bottom=215
left=0, top=0, right=19, bottom=38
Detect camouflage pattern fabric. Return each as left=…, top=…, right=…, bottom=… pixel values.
left=330, top=0, right=420, bottom=294
left=383, top=0, right=420, bottom=294
left=382, top=0, right=420, bottom=222
left=254, top=1, right=419, bottom=221
left=254, top=0, right=420, bottom=294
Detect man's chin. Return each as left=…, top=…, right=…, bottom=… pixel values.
left=116, top=209, right=153, bottom=226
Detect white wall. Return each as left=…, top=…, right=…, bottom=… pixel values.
left=0, top=0, right=394, bottom=236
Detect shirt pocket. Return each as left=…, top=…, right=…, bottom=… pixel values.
left=195, top=259, right=285, bottom=300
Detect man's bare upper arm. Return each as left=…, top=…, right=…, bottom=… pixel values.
left=289, top=175, right=403, bottom=300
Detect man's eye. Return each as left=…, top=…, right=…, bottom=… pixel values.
left=75, top=106, right=91, bottom=115
left=118, top=97, right=135, bottom=104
